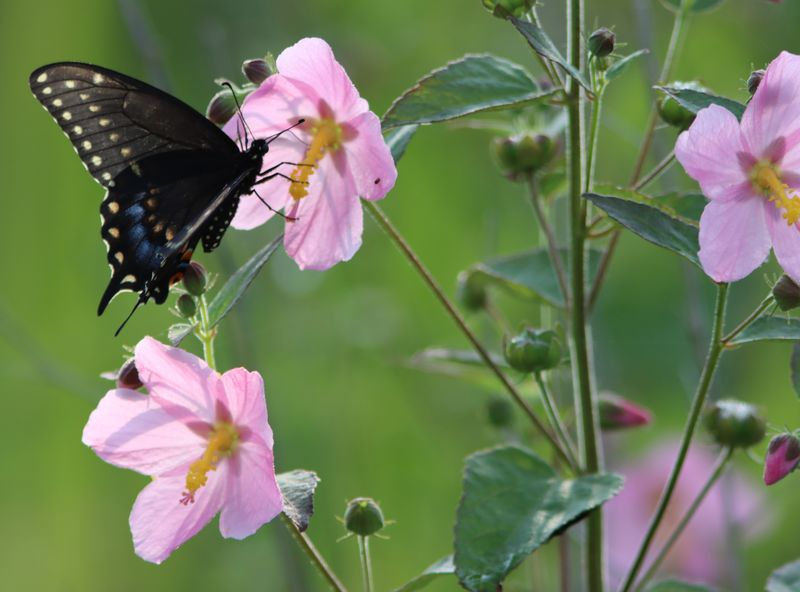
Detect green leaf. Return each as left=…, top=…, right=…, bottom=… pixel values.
left=591, top=184, right=705, bottom=225
left=384, top=124, right=418, bottom=163
left=393, top=556, right=455, bottom=592
left=206, top=235, right=283, bottom=327
left=454, top=446, right=623, bottom=592
left=606, top=49, right=649, bottom=81
left=382, top=54, right=555, bottom=129
left=660, top=0, right=725, bottom=13
left=168, top=322, right=195, bottom=346
left=657, top=86, right=745, bottom=120
left=646, top=580, right=716, bottom=592
left=585, top=193, right=700, bottom=267
left=470, top=247, right=602, bottom=307
left=791, top=344, right=800, bottom=399
left=727, top=316, right=800, bottom=346
left=277, top=469, right=320, bottom=532
left=505, top=16, right=592, bottom=91
left=767, top=559, right=800, bottom=592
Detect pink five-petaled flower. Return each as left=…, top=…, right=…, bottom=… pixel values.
left=676, top=51, right=800, bottom=283
left=225, top=37, right=398, bottom=270
left=82, top=337, right=282, bottom=564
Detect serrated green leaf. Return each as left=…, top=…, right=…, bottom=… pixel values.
left=657, top=86, right=745, bottom=120
left=585, top=193, right=700, bottom=267
left=277, top=469, right=320, bottom=532
left=206, top=235, right=282, bottom=327
left=470, top=247, right=602, bottom=307
left=454, top=446, right=623, bottom=592
left=384, top=124, right=418, bottom=163
left=393, top=556, right=455, bottom=592
left=505, top=16, right=592, bottom=91
left=606, top=49, right=649, bottom=81
left=383, top=54, right=555, bottom=129
left=646, top=580, right=716, bottom=592
left=660, top=0, right=725, bottom=13
left=728, top=316, right=800, bottom=346
left=767, top=559, right=800, bottom=592
left=591, top=184, right=705, bottom=225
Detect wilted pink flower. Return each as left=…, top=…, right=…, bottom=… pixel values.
left=598, top=392, right=652, bottom=430
left=226, top=38, right=397, bottom=270
left=83, top=337, right=282, bottom=563
left=764, top=433, right=800, bottom=485
left=675, top=51, right=800, bottom=283
left=606, top=441, right=765, bottom=587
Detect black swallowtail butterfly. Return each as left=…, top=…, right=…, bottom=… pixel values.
left=29, top=62, right=297, bottom=333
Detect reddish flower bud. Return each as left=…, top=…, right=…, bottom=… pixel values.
left=242, top=58, right=271, bottom=85
left=598, top=393, right=652, bottom=431
left=116, top=358, right=143, bottom=390
left=182, top=262, right=208, bottom=296
left=764, top=433, right=800, bottom=485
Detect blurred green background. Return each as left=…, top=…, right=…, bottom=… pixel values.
left=2, top=0, right=799, bottom=590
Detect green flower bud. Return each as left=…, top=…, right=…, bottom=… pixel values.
left=456, top=270, right=488, bottom=311
left=772, top=274, right=800, bottom=311
left=658, top=82, right=706, bottom=131
left=177, top=294, right=197, bottom=318
left=481, top=0, right=535, bottom=18
left=242, top=58, right=271, bottom=85
left=703, top=399, right=766, bottom=449
left=206, top=90, right=238, bottom=126
left=344, top=498, right=385, bottom=537
left=182, top=262, right=208, bottom=297
left=487, top=397, right=514, bottom=428
left=491, top=134, right=556, bottom=180
left=504, top=328, right=561, bottom=373
left=747, top=69, right=765, bottom=96
left=588, top=28, right=615, bottom=59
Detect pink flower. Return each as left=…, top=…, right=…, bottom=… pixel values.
left=605, top=441, right=766, bottom=587
left=675, top=51, right=800, bottom=283
left=225, top=38, right=397, bottom=270
left=764, top=433, right=800, bottom=485
left=82, top=337, right=282, bottom=563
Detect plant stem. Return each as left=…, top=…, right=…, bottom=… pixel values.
left=364, top=200, right=577, bottom=472
left=357, top=536, right=374, bottom=592
left=720, top=294, right=775, bottom=345
left=281, top=515, right=348, bottom=592
left=633, top=151, right=676, bottom=192
left=618, top=282, right=729, bottom=592
left=635, top=447, right=735, bottom=590
left=534, top=372, right=580, bottom=469
left=527, top=174, right=570, bottom=305
left=196, top=294, right=217, bottom=371
left=585, top=67, right=606, bottom=193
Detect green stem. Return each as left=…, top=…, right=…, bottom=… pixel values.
left=364, top=200, right=577, bottom=473
left=633, top=151, right=676, bottom=192
left=527, top=174, right=570, bottom=305
left=585, top=68, right=606, bottom=193
left=281, top=515, right=348, bottom=592
left=534, top=372, right=580, bottom=469
left=357, top=536, right=374, bottom=592
left=196, top=294, right=217, bottom=371
left=720, top=294, right=774, bottom=345
left=635, top=448, right=735, bottom=591
left=618, top=282, right=729, bottom=592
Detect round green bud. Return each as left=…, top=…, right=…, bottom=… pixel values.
left=504, top=328, right=561, bottom=373
left=491, top=134, right=556, bottom=180
left=487, top=397, right=514, bottom=428
left=588, top=28, right=615, bottom=58
left=703, top=399, right=766, bottom=449
left=456, top=270, right=488, bottom=311
left=481, top=0, right=535, bottom=18
left=182, top=262, right=208, bottom=297
left=657, top=82, right=706, bottom=130
left=772, top=274, right=800, bottom=311
left=747, top=69, right=765, bottom=96
left=344, top=498, right=385, bottom=537
left=177, top=294, right=197, bottom=318
left=242, top=58, right=271, bottom=85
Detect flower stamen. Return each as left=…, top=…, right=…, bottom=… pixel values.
left=752, top=163, right=800, bottom=225
left=180, top=422, right=238, bottom=505
left=289, top=119, right=342, bottom=200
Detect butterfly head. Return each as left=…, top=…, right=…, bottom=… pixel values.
left=248, top=138, right=269, bottom=161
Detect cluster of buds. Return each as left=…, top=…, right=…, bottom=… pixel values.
left=206, top=56, right=276, bottom=126
left=176, top=262, right=208, bottom=320
left=491, top=134, right=557, bottom=181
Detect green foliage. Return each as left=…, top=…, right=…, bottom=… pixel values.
left=646, top=580, right=716, bottom=592
left=767, top=559, right=800, bottom=592
left=454, top=446, right=623, bottom=591
left=276, top=470, right=320, bottom=533
left=657, top=85, right=746, bottom=120
left=728, top=317, right=800, bottom=345
left=384, top=125, right=418, bottom=163
left=392, top=556, right=454, bottom=592
left=606, top=49, right=649, bottom=80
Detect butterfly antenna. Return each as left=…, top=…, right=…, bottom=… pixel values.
left=253, top=188, right=298, bottom=222
left=114, top=296, right=145, bottom=337
left=265, top=118, right=307, bottom=145
left=222, top=82, right=254, bottom=149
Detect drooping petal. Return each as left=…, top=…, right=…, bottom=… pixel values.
left=698, top=196, right=771, bottom=282
left=675, top=104, right=750, bottom=202
left=82, top=388, right=206, bottom=476
left=741, top=51, right=800, bottom=160
left=129, top=467, right=227, bottom=564
left=284, top=154, right=363, bottom=270
left=765, top=204, right=800, bottom=283
left=218, top=440, right=282, bottom=539
left=343, top=111, right=397, bottom=201
left=133, top=337, right=218, bottom=424
left=218, top=368, right=272, bottom=446
left=276, top=37, right=368, bottom=122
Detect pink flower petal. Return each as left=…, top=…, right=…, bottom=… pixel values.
left=134, top=337, right=218, bottom=424
left=742, top=51, right=800, bottom=160
left=675, top=104, right=749, bottom=202
left=698, top=196, right=770, bottom=282
left=344, top=111, right=397, bottom=201
left=219, top=440, right=282, bottom=539
left=82, top=388, right=205, bottom=476
left=284, top=154, right=363, bottom=269
left=129, top=468, right=226, bottom=564
left=765, top=204, right=800, bottom=283
left=218, top=368, right=272, bottom=445
left=277, top=38, right=368, bottom=122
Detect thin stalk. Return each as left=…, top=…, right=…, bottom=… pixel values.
left=357, top=536, right=374, bottom=592
left=527, top=174, right=570, bottom=305
left=281, top=515, right=348, bottom=592
left=196, top=294, right=217, bottom=371
left=364, top=200, right=577, bottom=472
left=618, top=282, right=729, bottom=592
left=534, top=372, right=580, bottom=469
left=720, top=294, right=775, bottom=345
left=587, top=230, right=620, bottom=312
left=585, top=67, right=606, bottom=193
left=635, top=448, right=735, bottom=590
left=633, top=151, right=676, bottom=192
